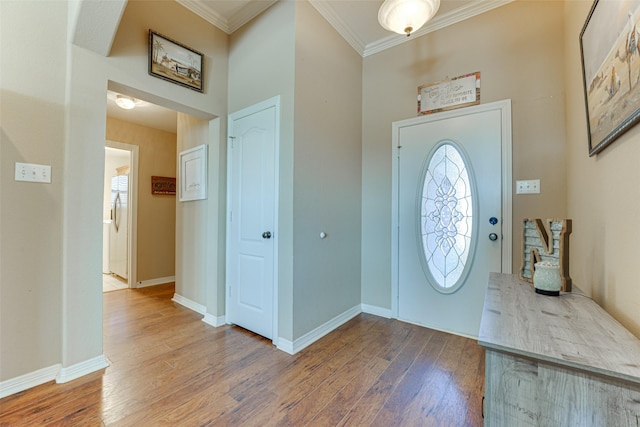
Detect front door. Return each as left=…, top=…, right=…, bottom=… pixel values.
left=394, top=101, right=511, bottom=337
left=227, top=97, right=279, bottom=340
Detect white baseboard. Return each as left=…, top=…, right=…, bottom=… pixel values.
left=0, top=364, right=60, bottom=398
left=136, top=276, right=175, bottom=288
left=275, top=337, right=294, bottom=354
left=56, top=355, right=109, bottom=384
left=397, top=317, right=479, bottom=340
left=202, top=313, right=225, bottom=327
left=1, top=354, right=110, bottom=398
left=361, top=304, right=392, bottom=318
left=172, top=293, right=206, bottom=315
left=276, top=304, right=362, bottom=355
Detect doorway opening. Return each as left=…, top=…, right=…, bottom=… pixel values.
left=103, top=88, right=177, bottom=293
left=103, top=144, right=137, bottom=292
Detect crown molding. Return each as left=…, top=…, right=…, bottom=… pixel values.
left=363, top=0, right=514, bottom=57
left=179, top=0, right=514, bottom=57
left=228, top=0, right=278, bottom=33
left=177, top=0, right=230, bottom=33
left=309, top=0, right=366, bottom=56
left=177, top=0, right=277, bottom=35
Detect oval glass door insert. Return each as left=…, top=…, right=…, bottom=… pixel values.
left=419, top=142, right=476, bottom=293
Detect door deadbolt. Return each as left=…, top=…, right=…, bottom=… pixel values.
left=262, top=231, right=272, bottom=239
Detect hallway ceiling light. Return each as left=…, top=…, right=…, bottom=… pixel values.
left=378, top=0, right=440, bottom=37
left=115, top=95, right=136, bottom=110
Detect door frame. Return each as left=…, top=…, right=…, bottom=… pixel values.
left=390, top=99, right=513, bottom=318
left=105, top=140, right=139, bottom=288
left=225, top=96, right=280, bottom=344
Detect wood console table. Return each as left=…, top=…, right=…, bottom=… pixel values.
left=478, top=273, right=640, bottom=426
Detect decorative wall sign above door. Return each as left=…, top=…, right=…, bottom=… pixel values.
left=417, top=72, right=480, bottom=115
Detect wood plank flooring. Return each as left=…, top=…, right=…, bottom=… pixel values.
left=0, top=284, right=485, bottom=426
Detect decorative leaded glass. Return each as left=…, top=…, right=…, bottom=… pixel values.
left=420, top=143, right=474, bottom=290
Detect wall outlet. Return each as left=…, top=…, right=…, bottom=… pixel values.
left=15, top=162, right=51, bottom=183
left=516, top=179, right=540, bottom=194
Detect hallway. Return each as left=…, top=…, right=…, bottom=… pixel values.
left=103, top=273, right=127, bottom=292
left=0, top=284, right=485, bottom=426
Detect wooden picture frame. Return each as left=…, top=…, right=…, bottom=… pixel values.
left=580, top=0, right=640, bottom=156
left=417, top=72, right=480, bottom=115
left=149, top=30, right=203, bottom=92
left=151, top=176, right=176, bottom=195
left=179, top=145, right=207, bottom=202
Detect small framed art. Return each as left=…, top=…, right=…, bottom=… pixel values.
left=149, top=30, right=203, bottom=92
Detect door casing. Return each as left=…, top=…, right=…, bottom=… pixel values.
left=390, top=99, right=513, bottom=324
left=225, top=96, right=280, bottom=343
left=105, top=140, right=139, bottom=288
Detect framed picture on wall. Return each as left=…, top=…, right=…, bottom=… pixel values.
left=151, top=176, right=176, bottom=195
left=148, top=30, right=204, bottom=92
left=179, top=144, right=207, bottom=202
left=580, top=0, right=640, bottom=156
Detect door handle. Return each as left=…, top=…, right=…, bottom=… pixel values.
left=114, top=193, right=121, bottom=232
left=489, top=233, right=498, bottom=241
left=262, top=231, right=272, bottom=239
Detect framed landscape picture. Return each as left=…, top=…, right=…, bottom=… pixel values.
left=580, top=0, right=640, bottom=155
left=149, top=30, right=203, bottom=92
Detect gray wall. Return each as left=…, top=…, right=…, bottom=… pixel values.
left=292, top=1, right=363, bottom=338
left=228, top=0, right=297, bottom=341
left=228, top=0, right=363, bottom=342
left=1, top=0, right=66, bottom=380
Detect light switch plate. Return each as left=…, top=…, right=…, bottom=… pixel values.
left=516, top=179, right=540, bottom=194
left=15, top=162, right=51, bottom=183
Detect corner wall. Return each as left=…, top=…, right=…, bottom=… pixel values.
left=61, top=0, right=227, bottom=371
left=228, top=0, right=363, bottom=344
left=564, top=1, right=640, bottom=338
left=228, top=0, right=296, bottom=341
left=0, top=0, right=228, bottom=386
left=292, top=1, right=363, bottom=338
left=361, top=1, right=568, bottom=309
left=0, top=0, right=67, bottom=382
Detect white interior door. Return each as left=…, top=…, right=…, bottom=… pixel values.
left=394, top=101, right=511, bottom=338
left=227, top=97, right=279, bottom=340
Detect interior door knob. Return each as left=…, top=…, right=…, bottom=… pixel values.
left=262, top=231, right=272, bottom=239
left=489, top=233, right=498, bottom=241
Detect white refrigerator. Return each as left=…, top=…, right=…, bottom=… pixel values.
left=109, top=174, right=129, bottom=280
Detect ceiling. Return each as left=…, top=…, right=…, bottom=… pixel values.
left=179, top=0, right=512, bottom=57
left=107, top=0, right=512, bottom=133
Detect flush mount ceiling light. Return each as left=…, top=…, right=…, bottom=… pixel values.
left=115, top=95, right=136, bottom=110
left=378, top=0, right=441, bottom=37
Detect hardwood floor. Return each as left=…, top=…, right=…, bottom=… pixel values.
left=0, top=284, right=485, bottom=426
